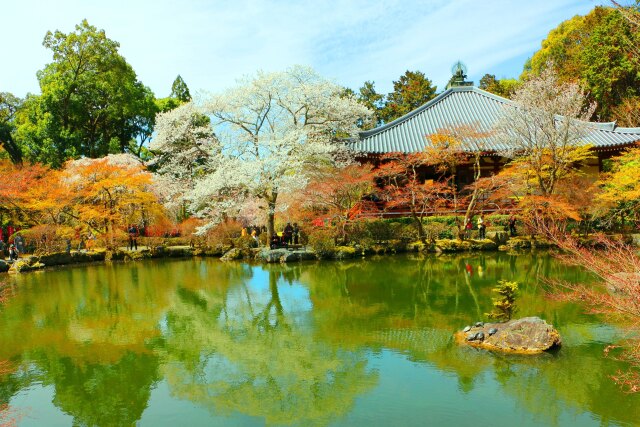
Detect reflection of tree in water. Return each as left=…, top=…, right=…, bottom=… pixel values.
left=160, top=266, right=377, bottom=426
left=0, top=260, right=250, bottom=427
left=300, top=254, right=640, bottom=424
left=35, top=352, right=160, bottom=427
left=489, top=344, right=640, bottom=426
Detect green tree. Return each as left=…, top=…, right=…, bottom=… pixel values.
left=15, top=20, right=157, bottom=166
left=380, top=70, right=437, bottom=123
left=524, top=6, right=640, bottom=120
left=170, top=74, right=191, bottom=102
left=478, top=74, right=519, bottom=98
left=357, top=80, right=385, bottom=128
left=0, top=92, right=23, bottom=164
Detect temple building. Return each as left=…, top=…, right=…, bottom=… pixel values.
left=349, top=65, right=640, bottom=186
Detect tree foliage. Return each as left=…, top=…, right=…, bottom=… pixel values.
left=376, top=153, right=452, bottom=243
left=170, top=75, right=191, bottom=102
left=497, top=64, right=595, bottom=198
left=14, top=20, right=157, bottom=166
left=524, top=6, right=640, bottom=122
left=0, top=92, right=23, bottom=164
left=597, top=144, right=640, bottom=225
left=478, top=74, right=519, bottom=98
left=379, top=70, right=437, bottom=123
left=61, top=154, right=165, bottom=245
left=485, top=280, right=518, bottom=321
left=166, top=66, right=372, bottom=239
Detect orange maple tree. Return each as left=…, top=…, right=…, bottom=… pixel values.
left=61, top=154, right=166, bottom=247
left=376, top=153, right=452, bottom=243
left=302, top=164, right=377, bottom=241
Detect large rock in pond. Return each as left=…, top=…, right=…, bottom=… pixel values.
left=455, top=316, right=561, bottom=354
left=255, top=248, right=317, bottom=263
left=0, top=259, right=9, bottom=273
left=220, top=248, right=244, bottom=261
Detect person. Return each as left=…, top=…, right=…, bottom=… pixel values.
left=283, top=222, right=294, bottom=245
left=508, top=214, right=517, bottom=237
left=128, top=224, right=139, bottom=251
left=292, top=223, right=300, bottom=245
left=464, top=218, right=472, bottom=239
left=477, top=215, right=486, bottom=239
left=8, top=244, right=19, bottom=261
left=251, top=229, right=259, bottom=246
left=14, top=234, right=25, bottom=254
left=270, top=234, right=281, bottom=249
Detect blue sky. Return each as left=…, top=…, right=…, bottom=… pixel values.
left=2, top=0, right=603, bottom=98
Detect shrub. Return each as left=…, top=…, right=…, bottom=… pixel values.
left=334, top=246, right=356, bottom=260
left=308, top=228, right=336, bottom=258
left=204, top=220, right=243, bottom=248
left=485, top=280, right=518, bottom=321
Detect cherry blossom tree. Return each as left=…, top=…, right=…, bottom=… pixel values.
left=188, top=66, right=372, bottom=239
left=149, top=102, right=217, bottom=217
left=495, top=63, right=596, bottom=197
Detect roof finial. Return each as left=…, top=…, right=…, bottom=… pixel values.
left=447, top=61, right=473, bottom=89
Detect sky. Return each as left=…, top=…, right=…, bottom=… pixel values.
left=2, top=0, right=605, bottom=99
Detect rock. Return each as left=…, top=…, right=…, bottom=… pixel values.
left=475, top=321, right=484, bottom=327
left=282, top=250, right=317, bottom=263
left=255, top=248, right=316, bottom=263
left=0, top=259, right=9, bottom=273
left=630, top=234, right=640, bottom=248
left=487, top=231, right=509, bottom=245
left=455, top=316, right=561, bottom=354
left=254, top=248, right=290, bottom=263
left=220, top=248, right=244, bottom=261
left=463, top=326, right=471, bottom=332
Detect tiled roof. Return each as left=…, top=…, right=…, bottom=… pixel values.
left=349, top=86, right=640, bottom=154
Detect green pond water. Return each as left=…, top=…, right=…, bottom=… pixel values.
left=0, top=253, right=639, bottom=426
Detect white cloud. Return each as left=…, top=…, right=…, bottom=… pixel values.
left=0, top=0, right=602, bottom=98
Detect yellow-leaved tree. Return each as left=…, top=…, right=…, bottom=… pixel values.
left=62, top=154, right=166, bottom=247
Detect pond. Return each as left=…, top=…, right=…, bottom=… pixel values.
left=0, top=253, right=638, bottom=426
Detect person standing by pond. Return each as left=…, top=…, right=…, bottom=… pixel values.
left=8, top=244, right=19, bottom=261
left=128, top=225, right=138, bottom=251
left=464, top=218, right=472, bottom=239
left=508, top=214, right=517, bottom=237
left=477, top=215, right=486, bottom=239
left=283, top=222, right=294, bottom=245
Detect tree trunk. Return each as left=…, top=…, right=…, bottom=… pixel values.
left=266, top=195, right=277, bottom=243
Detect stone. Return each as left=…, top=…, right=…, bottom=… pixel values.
left=630, top=234, right=640, bottom=248
left=282, top=250, right=317, bottom=263
left=463, top=326, right=471, bottom=332
left=487, top=230, right=509, bottom=245
left=255, top=248, right=316, bottom=263
left=455, top=316, right=561, bottom=354
left=0, top=259, right=9, bottom=273
left=220, top=248, right=244, bottom=261
left=254, top=248, right=290, bottom=263
left=475, top=321, right=484, bottom=327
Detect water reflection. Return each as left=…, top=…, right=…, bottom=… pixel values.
left=0, top=254, right=638, bottom=426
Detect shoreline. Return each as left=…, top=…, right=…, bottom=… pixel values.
left=3, top=233, right=638, bottom=275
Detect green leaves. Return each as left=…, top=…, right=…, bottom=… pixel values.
left=14, top=20, right=157, bottom=167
